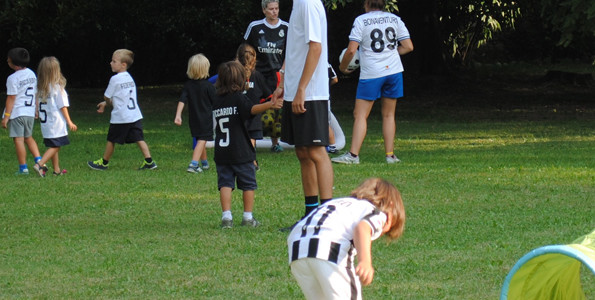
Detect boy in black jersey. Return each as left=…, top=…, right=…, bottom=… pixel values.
left=213, top=61, right=282, bottom=228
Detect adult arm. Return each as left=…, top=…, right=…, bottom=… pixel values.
left=292, top=41, right=322, bottom=114
left=339, top=41, right=360, bottom=74
left=398, top=38, right=414, bottom=55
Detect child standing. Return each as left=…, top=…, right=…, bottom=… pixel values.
left=213, top=61, right=282, bottom=228
left=174, top=53, right=215, bottom=173
left=33, top=57, right=77, bottom=177
left=87, top=49, right=156, bottom=171
left=287, top=178, right=406, bottom=300
left=2, top=48, right=42, bottom=175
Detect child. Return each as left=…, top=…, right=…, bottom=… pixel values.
left=33, top=57, right=77, bottom=177
left=2, top=47, right=43, bottom=175
left=174, top=53, right=215, bottom=173
left=287, top=178, right=406, bottom=300
left=213, top=61, right=282, bottom=228
left=87, top=49, right=156, bottom=171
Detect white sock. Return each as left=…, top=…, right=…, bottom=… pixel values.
left=243, top=212, right=253, bottom=220
left=222, top=211, right=232, bottom=220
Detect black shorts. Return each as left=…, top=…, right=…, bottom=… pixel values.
left=107, top=120, right=145, bottom=144
left=216, top=162, right=257, bottom=191
left=281, top=100, right=329, bottom=147
left=44, top=136, right=70, bottom=147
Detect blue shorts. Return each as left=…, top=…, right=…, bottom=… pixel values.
left=356, top=72, right=404, bottom=100
left=216, top=162, right=257, bottom=191
left=44, top=136, right=70, bottom=147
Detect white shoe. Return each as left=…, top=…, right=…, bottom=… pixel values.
left=331, top=153, right=360, bottom=164
left=386, top=155, right=401, bottom=164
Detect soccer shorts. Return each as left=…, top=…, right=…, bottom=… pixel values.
left=356, top=72, right=404, bottom=100
left=216, top=162, right=257, bottom=191
left=8, top=116, right=35, bottom=138
left=281, top=100, right=329, bottom=147
left=44, top=136, right=70, bottom=147
left=290, top=258, right=362, bottom=300
left=107, top=120, right=145, bottom=144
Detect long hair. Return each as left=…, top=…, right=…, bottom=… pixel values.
left=215, top=61, right=246, bottom=96
left=350, top=178, right=406, bottom=240
left=187, top=53, right=210, bottom=80
left=236, top=43, right=257, bottom=82
left=36, top=57, right=67, bottom=103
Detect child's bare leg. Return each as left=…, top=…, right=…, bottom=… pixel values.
left=13, top=137, right=27, bottom=165
left=50, top=149, right=61, bottom=172
left=103, top=141, right=115, bottom=161
left=242, top=190, right=255, bottom=213
left=135, top=140, right=151, bottom=159
left=191, top=140, right=207, bottom=162
left=24, top=136, right=41, bottom=158
left=220, top=187, right=233, bottom=213
left=200, top=148, right=207, bottom=161
left=39, top=147, right=60, bottom=168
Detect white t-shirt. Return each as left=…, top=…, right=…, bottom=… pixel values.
left=39, top=85, right=69, bottom=139
left=287, top=197, right=388, bottom=267
left=349, top=11, right=410, bottom=80
left=284, top=0, right=329, bottom=102
left=104, top=71, right=142, bottom=124
left=6, top=68, right=37, bottom=119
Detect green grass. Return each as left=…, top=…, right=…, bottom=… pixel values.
left=0, top=84, right=594, bottom=299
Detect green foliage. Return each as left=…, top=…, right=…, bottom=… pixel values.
left=540, top=0, right=595, bottom=48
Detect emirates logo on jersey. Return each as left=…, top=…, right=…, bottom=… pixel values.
left=279, top=29, right=285, bottom=38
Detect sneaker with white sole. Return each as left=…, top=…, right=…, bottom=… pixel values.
left=221, top=218, right=233, bottom=229
left=187, top=164, right=203, bottom=173
left=386, top=155, right=401, bottom=164
left=241, top=218, right=261, bottom=227
left=138, top=160, right=157, bottom=170
left=331, top=152, right=360, bottom=164
left=88, top=158, right=108, bottom=170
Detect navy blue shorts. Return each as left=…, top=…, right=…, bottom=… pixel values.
left=44, top=135, right=70, bottom=147
left=107, top=120, right=145, bottom=144
left=216, top=162, right=257, bottom=191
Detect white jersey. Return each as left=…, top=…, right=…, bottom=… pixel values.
left=287, top=197, right=388, bottom=268
left=5, top=68, right=37, bottom=119
left=39, top=84, right=69, bottom=139
left=284, top=0, right=329, bottom=102
left=349, top=11, right=410, bottom=80
left=104, top=71, right=142, bottom=124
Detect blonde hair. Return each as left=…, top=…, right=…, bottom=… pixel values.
left=187, top=53, right=210, bottom=80
left=113, top=49, right=134, bottom=68
left=350, top=178, right=406, bottom=240
left=36, top=57, right=67, bottom=103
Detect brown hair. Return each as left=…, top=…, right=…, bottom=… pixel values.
left=236, top=43, right=257, bottom=82
left=365, top=0, right=385, bottom=11
left=350, top=178, right=406, bottom=240
left=36, top=57, right=67, bottom=103
left=7, top=48, right=30, bottom=67
left=215, top=61, right=246, bottom=96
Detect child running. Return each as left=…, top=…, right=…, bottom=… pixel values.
left=287, top=177, right=406, bottom=300
left=2, top=47, right=42, bottom=175
left=33, top=57, right=77, bottom=177
left=213, top=61, right=282, bottom=228
left=174, top=53, right=215, bottom=173
left=88, top=49, right=156, bottom=171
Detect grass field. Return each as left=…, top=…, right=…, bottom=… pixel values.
left=0, top=67, right=594, bottom=298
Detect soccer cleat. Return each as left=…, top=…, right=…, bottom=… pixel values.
left=33, top=163, right=47, bottom=177
left=138, top=160, right=157, bottom=170
left=331, top=152, right=360, bottom=164
left=53, top=169, right=67, bottom=176
left=241, top=218, right=261, bottom=227
left=271, top=144, right=284, bottom=153
left=88, top=159, right=108, bottom=170
left=16, top=169, right=30, bottom=175
left=326, top=145, right=339, bottom=154
left=187, top=164, right=203, bottom=173
left=386, top=155, right=401, bottom=164
left=221, top=218, right=233, bottom=229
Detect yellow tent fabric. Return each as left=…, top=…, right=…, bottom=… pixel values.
left=500, top=229, right=595, bottom=300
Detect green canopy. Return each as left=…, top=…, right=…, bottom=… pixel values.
left=500, top=229, right=595, bottom=300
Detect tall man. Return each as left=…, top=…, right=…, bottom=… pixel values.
left=273, top=0, right=334, bottom=227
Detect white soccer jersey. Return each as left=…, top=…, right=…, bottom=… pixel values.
left=39, top=85, right=69, bottom=139
left=287, top=197, right=388, bottom=268
left=6, top=68, right=37, bottom=119
left=349, top=11, right=410, bottom=80
left=104, top=71, right=142, bottom=124
left=284, top=0, right=329, bottom=102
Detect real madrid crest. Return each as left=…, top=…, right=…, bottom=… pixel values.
left=279, top=29, right=285, bottom=38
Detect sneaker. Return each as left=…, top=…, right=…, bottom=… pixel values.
left=326, top=145, right=339, bottom=154
left=53, top=169, right=67, bottom=176
left=187, top=164, right=203, bottom=173
left=271, top=144, right=284, bottom=153
left=221, top=218, right=233, bottom=229
left=386, top=155, right=401, bottom=164
left=16, top=169, right=30, bottom=175
left=331, top=152, right=360, bottom=164
left=279, top=221, right=299, bottom=232
left=201, top=161, right=210, bottom=170
left=241, top=218, right=261, bottom=227
left=33, top=163, right=47, bottom=177
left=138, top=160, right=157, bottom=170
left=88, top=159, right=108, bottom=170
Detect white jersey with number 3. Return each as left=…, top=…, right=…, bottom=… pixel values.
left=349, top=11, right=410, bottom=80
left=104, top=71, right=142, bottom=124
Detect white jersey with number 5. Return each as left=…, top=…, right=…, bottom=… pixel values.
left=39, top=85, right=69, bottom=139
left=104, top=71, right=142, bottom=124
left=6, top=68, right=37, bottom=119
left=349, top=11, right=410, bottom=80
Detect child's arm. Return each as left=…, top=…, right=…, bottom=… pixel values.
left=96, top=96, right=110, bottom=113
left=2, top=95, right=16, bottom=128
left=60, top=107, right=77, bottom=131
left=353, top=220, right=374, bottom=286
left=174, top=102, right=185, bottom=126
left=250, top=94, right=283, bottom=115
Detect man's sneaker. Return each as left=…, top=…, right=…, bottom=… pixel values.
left=331, top=152, right=360, bottom=164
left=241, top=218, right=261, bottom=227
left=326, top=145, right=339, bottom=154
left=88, top=159, right=108, bottom=170
left=386, top=155, right=401, bottom=164
left=138, top=160, right=157, bottom=170
left=201, top=161, right=210, bottom=170
left=16, top=169, right=30, bottom=175
left=187, top=164, right=203, bottom=173
left=53, top=169, right=67, bottom=176
left=221, top=218, right=233, bottom=229
left=33, top=163, right=47, bottom=177
left=271, top=144, right=284, bottom=153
